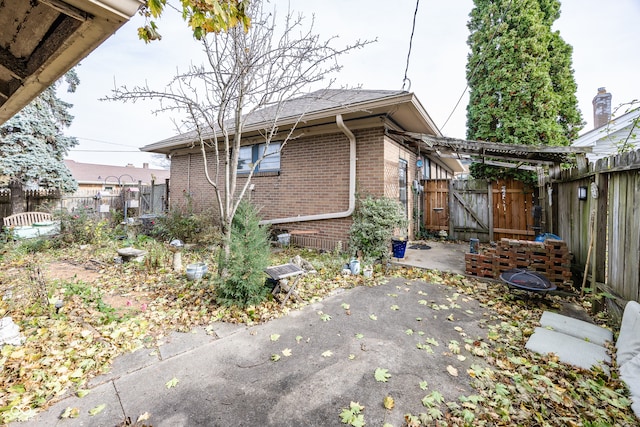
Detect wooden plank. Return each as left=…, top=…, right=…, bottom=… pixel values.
left=488, top=181, right=494, bottom=242
left=493, top=228, right=535, bottom=236
left=452, top=188, right=489, bottom=231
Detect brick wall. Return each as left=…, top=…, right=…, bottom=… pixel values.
left=169, top=125, right=420, bottom=248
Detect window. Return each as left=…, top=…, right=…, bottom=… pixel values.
left=237, top=142, right=281, bottom=173
left=399, top=158, right=408, bottom=216
left=238, top=146, right=252, bottom=172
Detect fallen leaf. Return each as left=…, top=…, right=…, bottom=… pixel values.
left=446, top=365, right=458, bottom=377
left=348, top=354, right=356, bottom=360
left=270, top=334, right=280, bottom=342
left=295, top=335, right=303, bottom=343
left=77, top=389, right=90, bottom=398
left=282, top=348, right=292, bottom=357
left=383, top=395, right=395, bottom=409
left=390, top=305, right=400, bottom=311
left=419, top=380, right=429, bottom=390
left=271, top=354, right=281, bottom=362
left=341, top=303, right=350, bottom=310
left=165, top=377, right=179, bottom=388
left=60, top=407, right=80, bottom=419
left=137, top=412, right=151, bottom=422
left=369, top=314, right=377, bottom=320
left=322, top=350, right=333, bottom=358
left=89, top=404, right=106, bottom=416
left=374, top=367, right=391, bottom=382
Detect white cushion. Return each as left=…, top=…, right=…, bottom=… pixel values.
left=619, top=353, right=640, bottom=419
left=616, top=301, right=640, bottom=367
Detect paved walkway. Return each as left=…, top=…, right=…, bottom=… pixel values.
left=17, top=275, right=490, bottom=427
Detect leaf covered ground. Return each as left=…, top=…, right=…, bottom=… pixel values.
left=0, top=240, right=637, bottom=426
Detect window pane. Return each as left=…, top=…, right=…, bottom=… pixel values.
left=238, top=146, right=252, bottom=172
left=258, top=142, right=281, bottom=171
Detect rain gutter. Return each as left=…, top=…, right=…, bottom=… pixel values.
left=260, top=114, right=356, bottom=225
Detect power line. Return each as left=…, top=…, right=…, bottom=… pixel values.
left=402, top=0, right=420, bottom=91
left=69, top=149, right=142, bottom=153
left=72, top=136, right=140, bottom=148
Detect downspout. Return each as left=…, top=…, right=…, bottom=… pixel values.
left=261, top=114, right=356, bottom=225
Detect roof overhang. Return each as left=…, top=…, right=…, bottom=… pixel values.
left=0, top=0, right=142, bottom=124
left=389, top=131, right=592, bottom=169
left=141, top=91, right=443, bottom=154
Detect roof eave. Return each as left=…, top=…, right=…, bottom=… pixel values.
left=141, top=91, right=418, bottom=154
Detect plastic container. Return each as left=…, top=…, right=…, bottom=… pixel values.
left=186, top=262, right=208, bottom=280
left=277, top=233, right=291, bottom=246
left=349, top=259, right=361, bottom=275
left=534, top=233, right=562, bottom=242
left=469, top=238, right=480, bottom=254
left=391, top=239, right=407, bottom=258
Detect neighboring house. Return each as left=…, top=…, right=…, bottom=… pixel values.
left=572, top=88, right=640, bottom=163
left=573, top=108, right=640, bottom=163
left=63, top=160, right=169, bottom=212
left=141, top=89, right=465, bottom=251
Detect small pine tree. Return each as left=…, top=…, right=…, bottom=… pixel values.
left=215, top=201, right=271, bottom=308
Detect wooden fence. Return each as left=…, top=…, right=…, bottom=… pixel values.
left=0, top=181, right=168, bottom=225
left=423, top=178, right=536, bottom=242
left=540, top=148, right=640, bottom=319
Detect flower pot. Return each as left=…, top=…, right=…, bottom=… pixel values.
left=186, top=262, right=208, bottom=280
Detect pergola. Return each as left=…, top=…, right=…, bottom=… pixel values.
left=388, top=130, right=592, bottom=171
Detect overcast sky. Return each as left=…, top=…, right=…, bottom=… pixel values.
left=62, top=0, right=640, bottom=168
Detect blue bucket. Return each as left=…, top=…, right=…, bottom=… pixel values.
left=392, top=239, right=407, bottom=258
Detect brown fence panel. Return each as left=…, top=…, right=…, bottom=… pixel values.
left=542, top=149, right=640, bottom=317
left=491, top=179, right=536, bottom=241
left=423, top=178, right=535, bottom=242
left=423, top=179, right=450, bottom=232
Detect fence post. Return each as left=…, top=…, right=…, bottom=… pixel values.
left=487, top=181, right=494, bottom=242
left=150, top=180, right=155, bottom=214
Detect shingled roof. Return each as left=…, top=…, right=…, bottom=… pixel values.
left=64, top=160, right=169, bottom=186
left=141, top=89, right=437, bottom=153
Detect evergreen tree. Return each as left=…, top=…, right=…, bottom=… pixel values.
left=0, top=71, right=79, bottom=212
left=215, top=200, right=271, bottom=308
left=465, top=0, right=583, bottom=181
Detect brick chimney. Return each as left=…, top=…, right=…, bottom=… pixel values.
left=592, top=87, right=612, bottom=129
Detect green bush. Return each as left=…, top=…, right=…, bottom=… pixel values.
left=56, top=207, right=109, bottom=245
left=152, top=209, right=200, bottom=242
left=349, top=195, right=407, bottom=263
left=215, top=201, right=271, bottom=308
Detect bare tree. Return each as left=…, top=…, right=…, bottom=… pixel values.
left=108, top=1, right=373, bottom=271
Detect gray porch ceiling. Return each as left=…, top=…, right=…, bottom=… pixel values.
left=0, top=0, right=141, bottom=124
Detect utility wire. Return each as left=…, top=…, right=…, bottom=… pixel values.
left=72, top=136, right=140, bottom=148
left=440, top=0, right=513, bottom=132
left=402, top=0, right=420, bottom=91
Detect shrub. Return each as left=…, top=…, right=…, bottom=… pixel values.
left=349, top=195, right=407, bottom=263
left=152, top=209, right=200, bottom=242
left=56, top=207, right=109, bottom=245
left=215, top=201, right=271, bottom=308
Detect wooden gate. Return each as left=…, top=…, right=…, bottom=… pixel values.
left=423, top=178, right=536, bottom=242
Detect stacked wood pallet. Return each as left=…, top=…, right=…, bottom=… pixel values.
left=465, top=238, right=573, bottom=289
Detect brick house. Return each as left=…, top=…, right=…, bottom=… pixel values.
left=141, top=89, right=464, bottom=250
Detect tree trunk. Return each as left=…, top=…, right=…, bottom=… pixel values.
left=9, top=180, right=25, bottom=214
